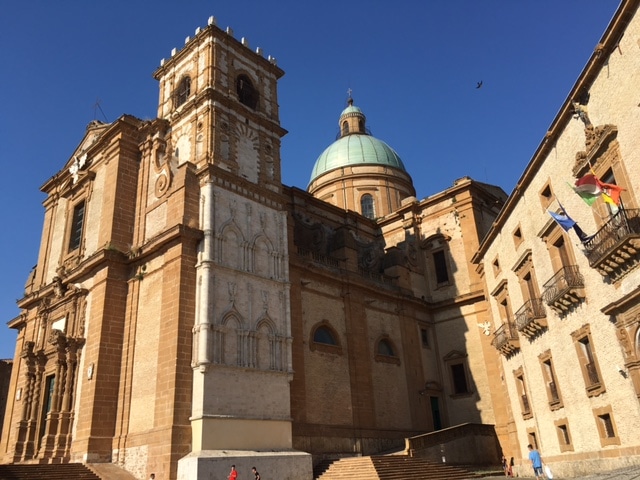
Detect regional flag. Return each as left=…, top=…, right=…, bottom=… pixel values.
left=598, top=181, right=624, bottom=206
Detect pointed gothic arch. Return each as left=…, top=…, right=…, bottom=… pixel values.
left=218, top=221, right=245, bottom=269
left=221, top=313, right=243, bottom=367
left=255, top=316, right=277, bottom=370
left=251, top=233, right=274, bottom=277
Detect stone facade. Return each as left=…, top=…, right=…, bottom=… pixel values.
left=0, top=16, right=507, bottom=480
left=473, top=1, right=640, bottom=477
left=8, top=2, right=640, bottom=479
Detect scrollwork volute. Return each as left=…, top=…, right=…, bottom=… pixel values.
left=359, top=240, right=384, bottom=272
left=153, top=134, right=172, bottom=198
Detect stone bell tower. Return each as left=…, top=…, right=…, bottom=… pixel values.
left=152, top=17, right=311, bottom=480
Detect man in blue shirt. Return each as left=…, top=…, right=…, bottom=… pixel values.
left=528, top=444, right=544, bottom=480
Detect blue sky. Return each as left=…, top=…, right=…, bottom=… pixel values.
left=0, top=1, right=620, bottom=358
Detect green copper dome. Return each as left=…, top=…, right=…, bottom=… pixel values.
left=309, top=99, right=407, bottom=185
left=310, top=136, right=406, bottom=181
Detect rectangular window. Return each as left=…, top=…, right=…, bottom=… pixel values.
left=559, top=425, right=570, bottom=443
left=492, top=257, right=501, bottom=276
left=451, top=363, right=469, bottom=394
left=600, top=414, right=615, bottom=438
left=589, top=165, right=633, bottom=226
left=553, top=236, right=571, bottom=269
left=527, top=429, right=538, bottom=450
left=593, top=406, right=620, bottom=446
left=571, top=325, right=605, bottom=397
left=554, top=419, right=573, bottom=452
left=540, top=353, right=562, bottom=409
left=601, top=169, right=622, bottom=217
left=420, top=328, right=429, bottom=348
left=539, top=182, right=553, bottom=210
left=580, top=339, right=599, bottom=384
left=512, top=226, right=523, bottom=249
left=514, top=368, right=532, bottom=419
left=68, top=201, right=86, bottom=252
left=44, top=375, right=55, bottom=414
left=433, top=250, right=449, bottom=284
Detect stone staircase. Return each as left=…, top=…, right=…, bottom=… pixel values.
left=314, top=455, right=481, bottom=480
left=0, top=463, right=101, bottom=480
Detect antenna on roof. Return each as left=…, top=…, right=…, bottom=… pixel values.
left=93, top=98, right=109, bottom=123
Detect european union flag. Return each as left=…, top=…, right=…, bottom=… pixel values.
left=548, top=204, right=576, bottom=231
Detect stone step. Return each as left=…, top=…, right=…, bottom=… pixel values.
left=315, top=455, right=480, bottom=480
left=0, top=463, right=102, bottom=480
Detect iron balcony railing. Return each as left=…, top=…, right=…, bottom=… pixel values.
left=297, top=247, right=340, bottom=268
left=542, top=265, right=585, bottom=305
left=492, top=322, right=518, bottom=351
left=583, top=208, right=640, bottom=267
left=514, top=298, right=546, bottom=331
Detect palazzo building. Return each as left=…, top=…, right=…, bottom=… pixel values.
left=473, top=0, right=640, bottom=477
left=3, top=1, right=640, bottom=479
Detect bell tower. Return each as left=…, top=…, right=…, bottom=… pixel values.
left=153, top=17, right=311, bottom=480
left=153, top=16, right=286, bottom=189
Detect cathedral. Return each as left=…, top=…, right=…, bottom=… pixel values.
left=3, top=1, right=640, bottom=479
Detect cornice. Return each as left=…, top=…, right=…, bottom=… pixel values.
left=153, top=22, right=284, bottom=81
left=197, top=164, right=287, bottom=209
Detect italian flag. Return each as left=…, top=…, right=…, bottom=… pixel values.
left=573, top=174, right=602, bottom=206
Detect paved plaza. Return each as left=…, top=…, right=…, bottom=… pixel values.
left=478, top=465, right=640, bottom=480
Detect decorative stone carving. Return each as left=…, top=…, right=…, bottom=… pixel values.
left=293, top=212, right=334, bottom=255
left=358, top=240, right=385, bottom=272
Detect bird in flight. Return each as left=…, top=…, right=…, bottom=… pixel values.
left=476, top=81, right=483, bottom=89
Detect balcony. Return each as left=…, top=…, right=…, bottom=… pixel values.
left=491, top=322, right=519, bottom=357
left=297, top=247, right=340, bottom=268
left=583, top=208, right=640, bottom=281
left=514, top=298, right=547, bottom=339
left=542, top=265, right=586, bottom=314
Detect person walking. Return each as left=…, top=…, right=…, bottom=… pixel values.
left=528, top=444, right=544, bottom=480
left=251, top=466, right=261, bottom=480
left=228, top=464, right=238, bottom=480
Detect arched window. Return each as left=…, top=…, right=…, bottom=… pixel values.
left=361, top=194, right=375, bottom=219
left=374, top=336, right=400, bottom=365
left=175, top=76, right=191, bottom=107
left=310, top=323, right=342, bottom=354
left=313, top=326, right=337, bottom=346
left=341, top=121, right=349, bottom=135
left=236, top=74, right=259, bottom=110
